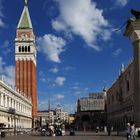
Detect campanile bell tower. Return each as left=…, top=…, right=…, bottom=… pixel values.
left=15, top=0, right=37, bottom=118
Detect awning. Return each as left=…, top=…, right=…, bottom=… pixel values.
left=0, top=116, right=7, bottom=124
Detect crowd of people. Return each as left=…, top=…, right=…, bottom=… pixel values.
left=34, top=123, right=65, bottom=136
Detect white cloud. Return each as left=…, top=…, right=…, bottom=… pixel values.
left=84, top=87, right=89, bottom=91
left=0, top=57, right=5, bottom=72
left=115, top=0, right=128, bottom=7
left=50, top=67, right=59, bottom=73
left=37, top=34, right=66, bottom=63
left=1, top=40, right=11, bottom=55
left=0, top=57, right=15, bottom=86
left=55, top=94, right=64, bottom=99
left=1, top=40, right=9, bottom=48
left=3, top=66, right=15, bottom=86
left=55, top=76, right=66, bottom=86
left=74, top=82, right=79, bottom=86
left=39, top=71, right=47, bottom=83
left=0, top=0, right=3, bottom=17
left=52, top=0, right=111, bottom=50
left=40, top=78, right=46, bottom=83
left=72, top=86, right=79, bottom=90
left=39, top=71, right=45, bottom=77
left=64, top=66, right=75, bottom=71
left=0, top=0, right=5, bottom=28
left=113, top=48, right=122, bottom=57
left=75, top=91, right=82, bottom=95
left=0, top=19, right=4, bottom=27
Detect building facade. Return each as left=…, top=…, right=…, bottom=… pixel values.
left=68, top=114, right=75, bottom=125
left=107, top=11, right=140, bottom=131
left=0, top=77, right=32, bottom=129
left=55, top=105, right=69, bottom=123
left=107, top=63, right=134, bottom=130
left=36, top=110, right=55, bottom=127
left=75, top=91, right=107, bottom=131
left=77, top=93, right=106, bottom=112
left=36, top=105, right=69, bottom=127
left=15, top=0, right=37, bottom=117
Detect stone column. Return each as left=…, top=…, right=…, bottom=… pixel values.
left=7, top=97, right=9, bottom=108
left=9, top=117, right=11, bottom=128
left=11, top=99, right=14, bottom=108
left=9, top=98, right=10, bottom=108
left=124, top=20, right=140, bottom=127
left=1, top=94, right=3, bottom=106
left=5, top=96, right=7, bottom=108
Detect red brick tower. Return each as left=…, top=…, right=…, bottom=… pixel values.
left=15, top=0, right=37, bottom=118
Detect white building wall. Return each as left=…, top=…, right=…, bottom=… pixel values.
left=79, top=94, right=105, bottom=111
left=0, top=78, right=32, bottom=129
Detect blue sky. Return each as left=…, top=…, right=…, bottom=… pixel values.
left=0, top=0, right=139, bottom=113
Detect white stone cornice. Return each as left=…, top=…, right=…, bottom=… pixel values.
left=15, top=38, right=35, bottom=42
left=15, top=55, right=36, bottom=66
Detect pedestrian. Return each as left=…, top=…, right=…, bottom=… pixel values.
left=107, top=123, right=111, bottom=136
left=104, top=126, right=107, bottom=134
left=96, top=126, right=99, bottom=133
left=126, top=123, right=130, bottom=140
left=130, top=123, right=136, bottom=140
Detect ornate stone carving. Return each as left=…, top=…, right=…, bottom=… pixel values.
left=131, top=9, right=140, bottom=19
left=130, top=31, right=140, bottom=42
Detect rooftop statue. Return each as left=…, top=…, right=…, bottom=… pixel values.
left=131, top=9, right=140, bottom=19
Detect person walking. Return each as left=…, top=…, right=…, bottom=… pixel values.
left=107, top=123, right=111, bottom=136
left=126, top=123, right=131, bottom=140
left=130, top=123, right=136, bottom=140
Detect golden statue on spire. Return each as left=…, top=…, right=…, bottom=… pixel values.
left=25, top=0, right=28, bottom=6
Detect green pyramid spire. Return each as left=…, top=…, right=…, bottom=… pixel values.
left=17, top=2, right=32, bottom=29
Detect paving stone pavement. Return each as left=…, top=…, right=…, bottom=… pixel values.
left=2, top=132, right=140, bottom=140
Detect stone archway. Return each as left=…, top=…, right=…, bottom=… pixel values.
left=74, top=116, right=81, bottom=130
left=81, top=115, right=90, bottom=131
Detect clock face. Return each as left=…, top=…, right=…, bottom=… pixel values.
left=21, top=32, right=27, bottom=40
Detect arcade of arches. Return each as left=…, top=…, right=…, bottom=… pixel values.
left=75, top=111, right=107, bottom=131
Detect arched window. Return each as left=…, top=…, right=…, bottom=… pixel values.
left=22, top=46, right=24, bottom=52
left=126, top=80, right=130, bottom=91
left=7, top=97, right=9, bottom=108
left=3, top=95, right=5, bottom=107
left=25, top=46, right=27, bottom=52
left=19, top=46, right=21, bottom=52
left=11, top=98, right=12, bottom=107
left=112, top=95, right=114, bottom=102
left=28, top=46, right=30, bottom=52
